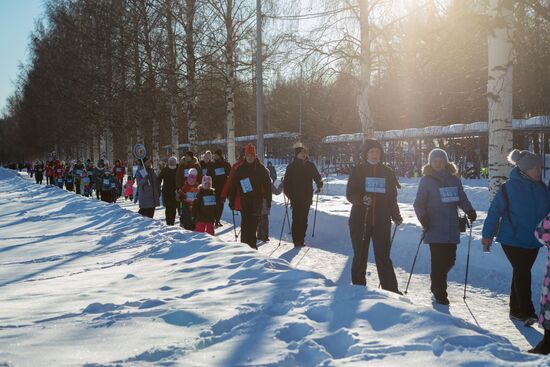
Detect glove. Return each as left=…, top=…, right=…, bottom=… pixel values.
left=466, top=209, right=477, bottom=222
left=392, top=215, right=403, bottom=226
left=419, top=216, right=430, bottom=230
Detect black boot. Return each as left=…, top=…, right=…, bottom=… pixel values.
left=529, top=329, right=550, bottom=355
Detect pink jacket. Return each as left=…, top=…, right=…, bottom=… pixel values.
left=124, top=180, right=134, bottom=197
left=534, top=213, right=550, bottom=329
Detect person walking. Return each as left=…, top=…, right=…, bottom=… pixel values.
left=177, top=168, right=200, bottom=230
left=212, top=149, right=231, bottom=227
left=267, top=161, right=277, bottom=182
left=228, top=144, right=272, bottom=249
left=158, top=156, right=179, bottom=225
left=192, top=175, right=218, bottom=235
left=135, top=157, right=160, bottom=218
left=346, top=139, right=403, bottom=294
left=482, top=149, right=550, bottom=325
left=34, top=161, right=44, bottom=185
left=413, top=148, right=476, bottom=305
left=283, top=147, right=323, bottom=247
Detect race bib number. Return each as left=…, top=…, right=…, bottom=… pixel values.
left=186, top=191, right=197, bottom=201
left=82, top=177, right=90, bottom=184
left=240, top=178, right=253, bottom=193
left=103, top=179, right=110, bottom=185
left=76, top=170, right=83, bottom=176
left=57, top=169, right=62, bottom=174
left=37, top=168, right=43, bottom=172
left=116, top=168, right=122, bottom=173
left=215, top=168, right=225, bottom=176
left=139, top=169, right=148, bottom=178
left=202, top=169, right=208, bottom=176
left=440, top=187, right=459, bottom=203
left=203, top=195, right=216, bottom=206
left=364, top=177, right=386, bottom=193
left=184, top=169, right=190, bottom=177
left=66, top=178, right=73, bottom=183
left=56, top=179, right=63, bottom=185
left=111, top=183, right=117, bottom=188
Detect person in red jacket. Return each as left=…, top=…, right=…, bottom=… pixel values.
left=177, top=168, right=200, bottom=230
left=53, top=160, right=65, bottom=188
left=113, top=160, right=126, bottom=197
left=221, top=147, right=245, bottom=211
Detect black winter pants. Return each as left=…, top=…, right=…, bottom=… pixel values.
left=291, top=200, right=311, bottom=246
left=429, top=243, right=457, bottom=298
left=215, top=193, right=224, bottom=222
left=502, top=244, right=539, bottom=317
left=138, top=208, right=155, bottom=218
left=180, top=204, right=195, bottom=230
left=241, top=211, right=259, bottom=249
left=165, top=206, right=177, bottom=226
left=350, top=220, right=399, bottom=292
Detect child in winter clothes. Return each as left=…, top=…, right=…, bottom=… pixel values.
left=64, top=170, right=75, bottom=192
left=192, top=176, right=217, bottom=235
left=80, top=171, right=91, bottom=197
left=177, top=168, right=200, bottom=230
left=124, top=176, right=135, bottom=201
left=530, top=214, right=550, bottom=354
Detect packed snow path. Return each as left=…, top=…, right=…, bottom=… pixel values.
left=1, top=168, right=548, bottom=366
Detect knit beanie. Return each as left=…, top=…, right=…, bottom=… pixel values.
left=507, top=149, right=540, bottom=172
left=168, top=156, right=178, bottom=168
left=188, top=168, right=198, bottom=177
left=428, top=149, right=449, bottom=165
left=362, top=139, right=384, bottom=160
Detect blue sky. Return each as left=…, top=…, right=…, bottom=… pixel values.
left=0, top=0, right=45, bottom=114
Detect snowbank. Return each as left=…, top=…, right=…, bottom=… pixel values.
left=0, top=168, right=547, bottom=365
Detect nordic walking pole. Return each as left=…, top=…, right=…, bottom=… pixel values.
left=312, top=190, right=320, bottom=237
left=278, top=197, right=289, bottom=246
left=232, top=210, right=238, bottom=241
left=463, top=220, right=474, bottom=300
left=283, top=193, right=291, bottom=234
left=390, top=223, right=398, bottom=246
left=405, top=231, right=426, bottom=294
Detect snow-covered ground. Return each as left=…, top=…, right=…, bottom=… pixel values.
left=1, top=168, right=549, bottom=366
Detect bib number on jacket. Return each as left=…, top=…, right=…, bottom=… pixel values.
left=202, top=169, right=208, bottom=176
left=240, top=178, right=253, bottom=193
left=103, top=179, right=110, bottom=185
left=364, top=177, right=386, bottom=193
left=186, top=192, right=197, bottom=201
left=203, top=195, right=216, bottom=206
left=82, top=177, right=90, bottom=184
left=440, top=187, right=459, bottom=203
left=184, top=169, right=189, bottom=177
left=215, top=168, right=225, bottom=176
left=76, top=170, right=83, bottom=176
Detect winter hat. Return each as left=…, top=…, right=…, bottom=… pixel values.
left=185, top=151, right=195, bottom=159
left=508, top=149, right=540, bottom=172
left=188, top=168, right=198, bottom=177
left=245, top=144, right=256, bottom=156
left=428, top=149, right=449, bottom=166
left=202, top=175, right=212, bottom=188
left=168, top=156, right=178, bottom=168
left=103, top=159, right=110, bottom=167
left=294, top=146, right=307, bottom=156
left=362, top=139, right=384, bottom=160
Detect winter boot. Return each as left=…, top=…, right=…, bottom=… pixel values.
left=529, top=329, right=550, bottom=355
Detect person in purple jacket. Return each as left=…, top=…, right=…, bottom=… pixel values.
left=414, top=148, right=476, bottom=305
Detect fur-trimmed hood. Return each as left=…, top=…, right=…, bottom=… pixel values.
left=422, top=162, right=458, bottom=177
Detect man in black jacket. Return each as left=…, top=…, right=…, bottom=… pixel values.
left=346, top=138, right=403, bottom=294
left=283, top=147, right=323, bottom=247
left=158, top=156, right=179, bottom=225
left=212, top=149, right=231, bottom=227
left=229, top=144, right=272, bottom=249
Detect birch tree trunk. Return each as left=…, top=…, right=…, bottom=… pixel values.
left=358, top=0, right=374, bottom=138
left=487, top=0, right=514, bottom=200
left=225, top=0, right=236, bottom=164
left=185, top=0, right=198, bottom=153
left=166, top=0, right=179, bottom=157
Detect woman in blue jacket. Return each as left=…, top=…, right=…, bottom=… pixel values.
left=482, top=149, right=550, bottom=325
left=414, top=149, right=476, bottom=305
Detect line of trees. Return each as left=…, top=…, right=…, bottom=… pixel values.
left=1, top=0, right=549, bottom=164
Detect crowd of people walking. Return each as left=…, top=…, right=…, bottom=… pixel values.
left=12, top=139, right=550, bottom=355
